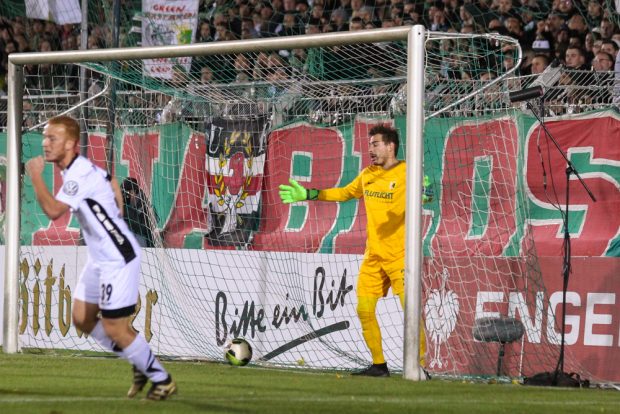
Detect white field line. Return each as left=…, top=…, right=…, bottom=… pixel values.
left=0, top=395, right=616, bottom=406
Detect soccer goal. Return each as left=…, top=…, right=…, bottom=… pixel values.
left=2, top=26, right=588, bottom=382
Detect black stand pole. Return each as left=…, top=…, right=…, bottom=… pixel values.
left=524, top=99, right=596, bottom=386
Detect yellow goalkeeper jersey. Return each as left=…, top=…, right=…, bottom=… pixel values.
left=319, top=161, right=406, bottom=261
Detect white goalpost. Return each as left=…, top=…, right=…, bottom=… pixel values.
left=4, top=25, right=586, bottom=383
left=402, top=25, right=425, bottom=381
left=3, top=27, right=426, bottom=380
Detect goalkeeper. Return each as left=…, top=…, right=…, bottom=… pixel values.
left=279, top=124, right=431, bottom=377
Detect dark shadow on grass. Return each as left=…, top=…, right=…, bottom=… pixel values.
left=0, top=388, right=73, bottom=397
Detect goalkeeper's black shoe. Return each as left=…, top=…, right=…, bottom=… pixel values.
left=127, top=365, right=148, bottom=398
left=146, top=375, right=177, bottom=401
left=351, top=363, right=390, bottom=377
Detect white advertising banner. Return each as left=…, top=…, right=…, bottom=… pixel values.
left=5, top=246, right=404, bottom=370
left=142, top=0, right=200, bottom=79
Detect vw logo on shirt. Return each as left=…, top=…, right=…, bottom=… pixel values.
left=63, top=180, right=79, bottom=196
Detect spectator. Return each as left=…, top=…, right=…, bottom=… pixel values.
left=277, top=12, right=304, bottom=36
left=37, top=38, right=59, bottom=93
left=599, top=18, right=616, bottom=41
left=461, top=22, right=475, bottom=34
left=252, top=11, right=264, bottom=35
left=87, top=72, right=107, bottom=127
left=241, top=17, right=259, bottom=38
left=289, top=48, right=307, bottom=73
left=296, top=0, right=310, bottom=21
left=265, top=52, right=301, bottom=122
left=60, top=34, right=77, bottom=51
left=552, top=0, right=569, bottom=15
left=1, top=0, right=619, bottom=128
left=200, top=65, right=214, bottom=83
left=495, top=0, right=521, bottom=25
left=601, top=40, right=619, bottom=61
left=0, top=23, right=12, bottom=49
left=196, top=20, right=212, bottom=42
left=476, top=71, right=505, bottom=114
left=584, top=31, right=599, bottom=60
left=350, top=0, right=364, bottom=16
left=586, top=0, right=603, bottom=27
left=459, top=4, right=475, bottom=28
left=555, top=25, right=570, bottom=54
left=43, top=20, right=60, bottom=49
left=282, top=0, right=297, bottom=14
left=405, top=3, right=424, bottom=27
left=564, top=46, right=589, bottom=70
left=332, top=0, right=353, bottom=26
left=310, top=3, right=327, bottom=22
left=349, top=16, right=364, bottom=31
left=429, top=3, right=449, bottom=32
left=389, top=3, right=406, bottom=27
left=592, top=38, right=603, bottom=56
left=22, top=100, right=37, bottom=130
left=567, top=14, right=588, bottom=39
left=121, top=178, right=158, bottom=248
left=504, top=16, right=531, bottom=47
left=252, top=51, right=270, bottom=80
left=305, top=21, right=321, bottom=34
left=257, top=2, right=279, bottom=36
left=330, top=8, right=349, bottom=31
left=3, top=39, right=17, bottom=56
left=591, top=52, right=615, bottom=104
left=545, top=11, right=566, bottom=36
left=356, top=6, right=376, bottom=27
left=592, top=51, right=614, bottom=72
left=520, top=6, right=537, bottom=36
left=531, top=54, right=551, bottom=75
left=234, top=53, right=254, bottom=82
left=614, top=34, right=620, bottom=50
left=30, top=19, right=45, bottom=51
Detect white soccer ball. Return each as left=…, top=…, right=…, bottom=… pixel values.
left=225, top=338, right=253, bottom=366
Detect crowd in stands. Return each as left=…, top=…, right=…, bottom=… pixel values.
left=0, top=0, right=619, bottom=117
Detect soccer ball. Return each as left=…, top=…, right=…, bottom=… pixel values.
left=225, top=338, right=253, bottom=366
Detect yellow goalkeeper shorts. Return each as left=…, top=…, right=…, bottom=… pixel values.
left=357, top=255, right=404, bottom=298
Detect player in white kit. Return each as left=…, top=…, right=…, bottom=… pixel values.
left=25, top=116, right=176, bottom=400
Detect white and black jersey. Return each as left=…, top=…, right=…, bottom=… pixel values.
left=56, top=155, right=140, bottom=264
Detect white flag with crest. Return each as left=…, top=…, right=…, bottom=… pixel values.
left=26, top=0, right=81, bottom=24
left=142, top=0, right=200, bottom=79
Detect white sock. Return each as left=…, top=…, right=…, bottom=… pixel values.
left=89, top=321, right=123, bottom=356
left=122, top=334, right=169, bottom=383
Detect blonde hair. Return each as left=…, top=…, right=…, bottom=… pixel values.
left=47, top=115, right=80, bottom=142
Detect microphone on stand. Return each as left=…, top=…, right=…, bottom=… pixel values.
left=509, top=59, right=563, bottom=103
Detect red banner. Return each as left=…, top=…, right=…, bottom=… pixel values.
left=526, top=113, right=620, bottom=256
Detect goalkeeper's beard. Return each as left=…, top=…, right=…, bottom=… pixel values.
left=371, top=154, right=390, bottom=167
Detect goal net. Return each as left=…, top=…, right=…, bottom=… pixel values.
left=5, top=27, right=590, bottom=381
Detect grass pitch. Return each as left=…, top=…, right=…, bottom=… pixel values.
left=0, top=353, right=618, bottom=414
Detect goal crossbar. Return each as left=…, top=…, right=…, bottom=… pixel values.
left=9, top=27, right=413, bottom=65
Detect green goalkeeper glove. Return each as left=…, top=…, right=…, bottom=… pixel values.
left=278, top=179, right=319, bottom=204
left=422, top=175, right=433, bottom=204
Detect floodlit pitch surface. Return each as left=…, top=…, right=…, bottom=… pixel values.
left=0, top=353, right=618, bottom=414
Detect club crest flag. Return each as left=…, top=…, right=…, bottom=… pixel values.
left=205, top=117, right=268, bottom=248
left=142, top=0, right=199, bottom=79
